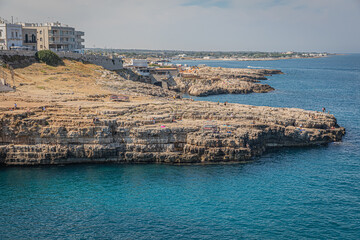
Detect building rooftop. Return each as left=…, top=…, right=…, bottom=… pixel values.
left=19, top=21, right=71, bottom=27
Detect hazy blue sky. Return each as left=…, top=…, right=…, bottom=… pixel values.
left=1, top=0, right=359, bottom=52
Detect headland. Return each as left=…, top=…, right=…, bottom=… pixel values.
left=0, top=54, right=345, bottom=165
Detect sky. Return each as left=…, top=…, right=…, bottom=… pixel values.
left=0, top=0, right=359, bottom=53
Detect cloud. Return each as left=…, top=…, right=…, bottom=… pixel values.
left=181, top=0, right=231, bottom=8
left=256, top=0, right=293, bottom=9
left=0, top=0, right=359, bottom=52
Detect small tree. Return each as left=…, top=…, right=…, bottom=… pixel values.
left=35, top=50, right=63, bottom=66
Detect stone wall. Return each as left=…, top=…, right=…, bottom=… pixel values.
left=0, top=50, right=35, bottom=57
left=0, top=50, right=123, bottom=70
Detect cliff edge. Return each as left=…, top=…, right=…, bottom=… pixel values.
left=0, top=59, right=345, bottom=165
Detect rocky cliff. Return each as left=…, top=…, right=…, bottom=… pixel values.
left=172, top=67, right=282, bottom=96
left=0, top=59, right=345, bottom=165
left=0, top=100, right=344, bottom=165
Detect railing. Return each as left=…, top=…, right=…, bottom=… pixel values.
left=49, top=39, right=74, bottom=44
left=6, top=37, right=22, bottom=40
left=49, top=33, right=74, bottom=37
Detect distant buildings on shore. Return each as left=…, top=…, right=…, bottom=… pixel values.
left=0, top=18, right=84, bottom=51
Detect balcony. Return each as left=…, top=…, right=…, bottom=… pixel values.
left=7, top=37, right=22, bottom=40
left=49, top=44, right=75, bottom=51
left=75, top=31, right=84, bottom=36
left=48, top=33, right=59, bottom=37
left=49, top=32, right=74, bottom=37
left=49, top=38, right=75, bottom=44
left=49, top=40, right=67, bottom=44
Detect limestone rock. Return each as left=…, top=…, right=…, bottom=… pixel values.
left=0, top=101, right=345, bottom=165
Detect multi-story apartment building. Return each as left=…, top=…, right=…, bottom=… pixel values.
left=0, top=19, right=23, bottom=50
left=75, top=31, right=85, bottom=50
left=21, top=21, right=85, bottom=51
left=22, top=27, right=37, bottom=50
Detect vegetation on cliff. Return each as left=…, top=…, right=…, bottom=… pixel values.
left=35, top=50, right=63, bottom=66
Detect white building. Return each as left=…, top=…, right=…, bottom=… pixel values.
left=0, top=19, right=23, bottom=50
left=131, top=59, right=148, bottom=68
left=203, top=56, right=215, bottom=60
left=75, top=31, right=85, bottom=49
left=21, top=21, right=85, bottom=51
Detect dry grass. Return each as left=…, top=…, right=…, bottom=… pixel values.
left=0, top=60, right=119, bottom=109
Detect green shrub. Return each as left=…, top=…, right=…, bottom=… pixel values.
left=35, top=50, right=63, bottom=66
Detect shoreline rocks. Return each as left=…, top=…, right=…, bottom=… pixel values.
left=0, top=100, right=345, bottom=165
left=0, top=59, right=345, bottom=166
left=172, top=67, right=282, bottom=96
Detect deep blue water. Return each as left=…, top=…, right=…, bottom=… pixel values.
left=1, top=55, right=360, bottom=239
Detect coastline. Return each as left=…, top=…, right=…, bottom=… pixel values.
left=0, top=57, right=345, bottom=166
left=178, top=55, right=332, bottom=62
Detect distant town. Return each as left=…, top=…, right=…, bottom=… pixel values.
left=85, top=49, right=330, bottom=62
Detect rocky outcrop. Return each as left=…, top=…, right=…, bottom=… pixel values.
left=97, top=69, right=180, bottom=98
left=0, top=59, right=345, bottom=165
left=99, top=66, right=282, bottom=97
left=0, top=100, right=345, bottom=165
left=171, top=67, right=282, bottom=96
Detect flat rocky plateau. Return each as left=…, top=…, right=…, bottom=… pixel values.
left=0, top=59, right=345, bottom=165
left=172, top=67, right=282, bottom=96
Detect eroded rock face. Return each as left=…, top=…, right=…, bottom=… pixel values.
left=0, top=60, right=345, bottom=165
left=97, top=69, right=180, bottom=98
left=172, top=67, right=282, bottom=96
left=98, top=67, right=282, bottom=97
left=0, top=100, right=345, bottom=165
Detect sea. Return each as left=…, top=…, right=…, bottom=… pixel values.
left=1, top=54, right=359, bottom=239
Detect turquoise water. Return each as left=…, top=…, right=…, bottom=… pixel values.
left=1, top=55, right=360, bottom=239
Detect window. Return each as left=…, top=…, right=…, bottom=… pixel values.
left=40, top=45, right=43, bottom=49
left=40, top=37, right=42, bottom=41
left=11, top=32, right=14, bottom=38
left=39, top=30, right=42, bottom=34
left=16, top=32, right=18, bottom=37
left=0, top=31, right=2, bottom=37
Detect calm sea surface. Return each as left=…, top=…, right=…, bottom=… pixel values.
left=1, top=55, right=359, bottom=239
